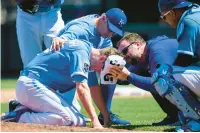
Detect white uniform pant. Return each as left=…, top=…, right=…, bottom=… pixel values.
left=16, top=7, right=65, bottom=67
left=16, top=75, right=85, bottom=126
left=173, top=65, right=200, bottom=97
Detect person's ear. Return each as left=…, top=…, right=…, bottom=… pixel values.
left=170, top=10, right=176, bottom=18
left=99, top=55, right=106, bottom=62
left=135, top=42, right=141, bottom=46
left=102, top=14, right=107, bottom=20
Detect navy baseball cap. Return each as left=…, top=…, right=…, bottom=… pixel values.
left=158, top=0, right=193, bottom=13
left=106, top=8, right=127, bottom=36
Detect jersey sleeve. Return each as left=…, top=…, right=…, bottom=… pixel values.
left=59, top=24, right=90, bottom=41
left=177, top=18, right=199, bottom=57
left=69, top=50, right=90, bottom=83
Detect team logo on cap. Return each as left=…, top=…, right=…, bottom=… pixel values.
left=119, top=19, right=125, bottom=28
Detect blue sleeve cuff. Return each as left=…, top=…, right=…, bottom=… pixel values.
left=73, top=75, right=88, bottom=83
left=88, top=71, right=99, bottom=87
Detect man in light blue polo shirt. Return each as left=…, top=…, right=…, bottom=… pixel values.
left=51, top=8, right=131, bottom=125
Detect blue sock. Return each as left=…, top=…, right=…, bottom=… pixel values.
left=100, top=84, right=116, bottom=113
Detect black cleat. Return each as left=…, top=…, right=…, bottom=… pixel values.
left=8, top=99, right=20, bottom=112
left=152, top=115, right=180, bottom=126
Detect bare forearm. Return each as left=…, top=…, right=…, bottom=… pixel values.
left=90, top=85, right=109, bottom=117
left=77, top=83, right=98, bottom=121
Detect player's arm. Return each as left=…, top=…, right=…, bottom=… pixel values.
left=51, top=25, right=89, bottom=51
left=110, top=64, right=157, bottom=93
left=70, top=50, right=103, bottom=128
left=76, top=81, right=103, bottom=128
left=88, top=72, right=110, bottom=127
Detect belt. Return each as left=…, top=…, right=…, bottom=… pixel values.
left=20, top=71, right=39, bottom=80
left=18, top=4, right=60, bottom=14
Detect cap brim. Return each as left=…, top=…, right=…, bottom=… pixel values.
left=107, top=21, right=124, bottom=36
left=174, top=1, right=193, bottom=9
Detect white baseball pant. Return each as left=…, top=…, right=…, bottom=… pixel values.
left=173, top=64, right=200, bottom=97
left=15, top=74, right=86, bottom=126
left=16, top=7, right=64, bottom=67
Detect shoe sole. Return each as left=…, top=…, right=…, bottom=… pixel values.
left=1, top=113, right=16, bottom=122
left=168, top=121, right=181, bottom=126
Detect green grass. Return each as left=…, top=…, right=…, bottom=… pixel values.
left=1, top=78, right=18, bottom=89
left=1, top=78, right=175, bottom=131
left=1, top=97, right=175, bottom=131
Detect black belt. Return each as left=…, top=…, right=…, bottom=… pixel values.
left=17, top=0, right=60, bottom=14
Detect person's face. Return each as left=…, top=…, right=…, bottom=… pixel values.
left=98, top=16, right=115, bottom=38
left=160, top=10, right=179, bottom=28
left=90, top=55, right=106, bottom=72
left=118, top=40, right=141, bottom=65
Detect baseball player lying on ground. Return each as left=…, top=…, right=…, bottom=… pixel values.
left=1, top=39, right=123, bottom=128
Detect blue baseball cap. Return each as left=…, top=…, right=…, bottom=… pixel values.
left=106, top=8, right=127, bottom=36
left=158, top=0, right=193, bottom=13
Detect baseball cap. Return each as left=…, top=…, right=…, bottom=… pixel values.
left=158, top=0, right=193, bottom=13
left=105, top=8, right=127, bottom=36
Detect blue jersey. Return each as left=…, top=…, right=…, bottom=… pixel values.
left=127, top=36, right=178, bottom=93
left=23, top=40, right=92, bottom=93
left=176, top=4, right=200, bottom=63
left=58, top=14, right=112, bottom=49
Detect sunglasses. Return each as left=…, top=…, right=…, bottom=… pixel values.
left=160, top=10, right=171, bottom=20
left=121, top=42, right=136, bottom=55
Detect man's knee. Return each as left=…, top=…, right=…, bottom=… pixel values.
left=153, top=74, right=200, bottom=120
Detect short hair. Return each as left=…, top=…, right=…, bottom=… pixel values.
left=99, top=47, right=123, bottom=57
left=117, top=33, right=146, bottom=48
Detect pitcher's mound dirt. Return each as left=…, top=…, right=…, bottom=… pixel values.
left=1, top=122, right=133, bottom=132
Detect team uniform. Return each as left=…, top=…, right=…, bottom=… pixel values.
left=57, top=14, right=113, bottom=110
left=16, top=0, right=65, bottom=66
left=154, top=1, right=200, bottom=131
left=14, top=40, right=92, bottom=125
left=172, top=4, right=200, bottom=96
left=125, top=36, right=179, bottom=120
left=127, top=36, right=178, bottom=92
left=56, top=11, right=130, bottom=125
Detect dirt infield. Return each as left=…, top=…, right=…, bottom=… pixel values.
left=1, top=122, right=133, bottom=132
left=1, top=89, right=16, bottom=103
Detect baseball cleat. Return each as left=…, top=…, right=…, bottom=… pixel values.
left=1, top=112, right=17, bottom=122
left=152, top=115, right=180, bottom=126
left=1, top=105, right=31, bottom=122
left=8, top=99, right=20, bottom=112
left=98, top=113, right=131, bottom=126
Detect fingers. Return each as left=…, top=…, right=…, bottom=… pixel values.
left=51, top=37, right=64, bottom=52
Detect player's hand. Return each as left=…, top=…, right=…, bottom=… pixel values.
left=50, top=37, right=66, bottom=52
left=92, top=120, right=104, bottom=129
left=110, top=66, right=130, bottom=80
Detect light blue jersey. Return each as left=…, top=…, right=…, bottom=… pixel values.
left=177, top=4, right=200, bottom=61
left=58, top=14, right=113, bottom=49
left=23, top=40, right=92, bottom=93
left=58, top=14, right=113, bottom=86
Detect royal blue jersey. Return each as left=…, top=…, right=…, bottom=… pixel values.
left=127, top=36, right=178, bottom=93
left=23, top=39, right=92, bottom=93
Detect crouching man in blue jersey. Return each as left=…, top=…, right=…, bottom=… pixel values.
left=108, top=33, right=180, bottom=126
left=1, top=39, right=123, bottom=128
left=151, top=0, right=200, bottom=131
